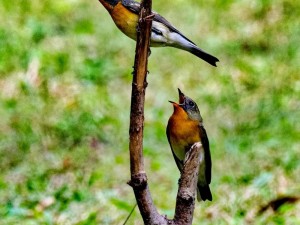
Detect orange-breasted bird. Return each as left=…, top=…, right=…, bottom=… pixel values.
left=167, top=89, right=212, bottom=201
left=98, top=0, right=219, bottom=67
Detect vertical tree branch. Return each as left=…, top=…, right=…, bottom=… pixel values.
left=129, top=0, right=152, bottom=177
left=128, top=0, right=167, bottom=224
left=126, top=1, right=204, bottom=224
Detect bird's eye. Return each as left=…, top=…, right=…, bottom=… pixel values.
left=189, top=101, right=194, bottom=107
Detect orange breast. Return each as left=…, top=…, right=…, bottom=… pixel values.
left=168, top=106, right=200, bottom=160
left=110, top=3, right=138, bottom=40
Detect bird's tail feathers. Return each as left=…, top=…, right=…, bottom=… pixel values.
left=197, top=185, right=212, bottom=201
left=189, top=45, right=219, bottom=67
left=166, top=32, right=219, bottom=66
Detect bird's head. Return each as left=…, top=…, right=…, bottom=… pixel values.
left=169, top=89, right=202, bottom=122
left=98, top=0, right=120, bottom=11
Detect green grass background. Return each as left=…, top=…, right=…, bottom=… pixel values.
left=0, top=0, right=299, bottom=224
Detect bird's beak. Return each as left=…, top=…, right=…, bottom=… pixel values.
left=178, top=88, right=184, bottom=95
left=98, top=0, right=115, bottom=11
left=178, top=88, right=185, bottom=104
left=169, top=100, right=183, bottom=108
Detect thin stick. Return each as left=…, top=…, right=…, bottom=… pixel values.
left=122, top=203, right=137, bottom=225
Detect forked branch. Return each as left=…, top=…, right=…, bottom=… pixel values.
left=127, top=0, right=202, bottom=224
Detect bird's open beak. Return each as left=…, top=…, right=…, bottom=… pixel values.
left=98, top=0, right=115, bottom=11
left=169, top=100, right=183, bottom=108
left=178, top=88, right=183, bottom=95
left=178, top=88, right=185, bottom=104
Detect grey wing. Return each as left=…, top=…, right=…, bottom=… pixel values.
left=122, top=0, right=196, bottom=45
left=199, top=124, right=211, bottom=184
left=122, top=0, right=141, bottom=13
left=153, top=13, right=196, bottom=45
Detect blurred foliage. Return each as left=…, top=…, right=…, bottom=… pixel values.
left=0, top=0, right=300, bottom=224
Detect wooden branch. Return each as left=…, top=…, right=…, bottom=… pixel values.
left=129, top=135, right=203, bottom=224
left=174, top=142, right=204, bottom=225
left=129, top=0, right=152, bottom=177
left=127, top=0, right=203, bottom=224
left=128, top=0, right=166, bottom=224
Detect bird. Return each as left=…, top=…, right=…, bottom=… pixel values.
left=98, top=0, right=219, bottom=67
left=166, top=89, right=212, bottom=201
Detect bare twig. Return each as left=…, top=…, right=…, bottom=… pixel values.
left=123, top=203, right=137, bottom=225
